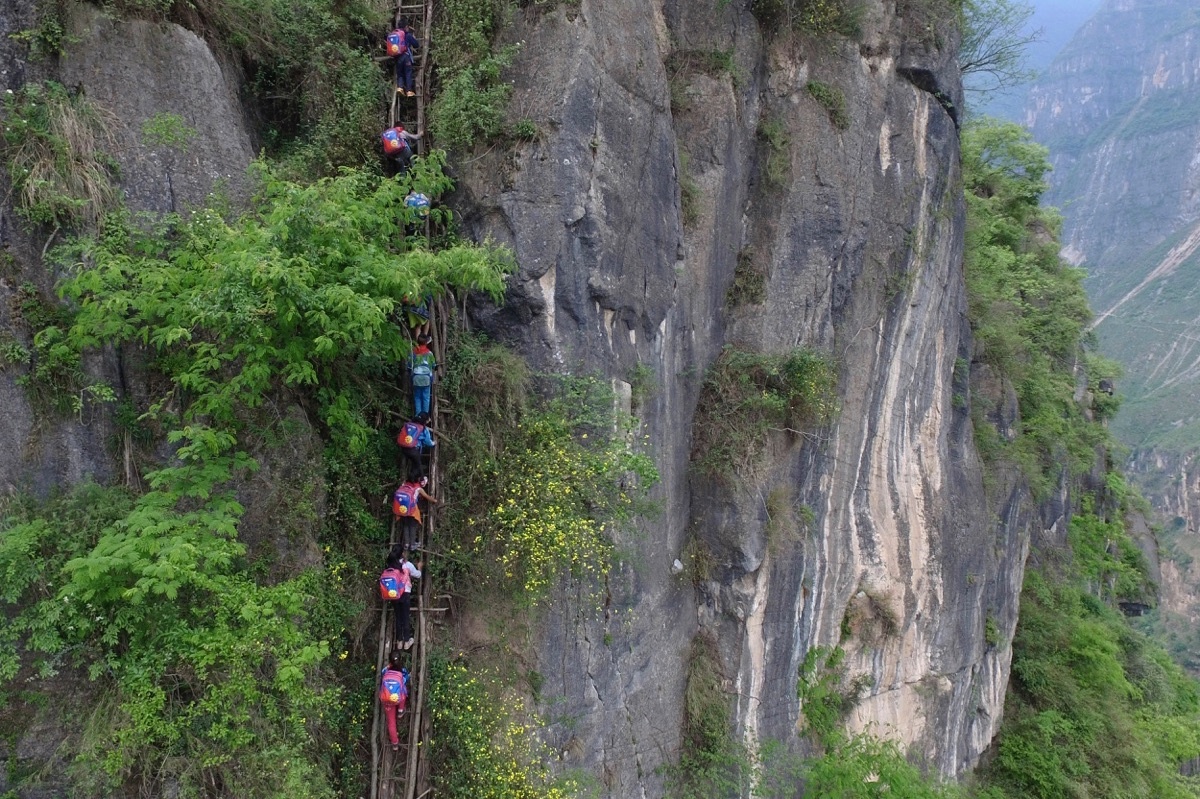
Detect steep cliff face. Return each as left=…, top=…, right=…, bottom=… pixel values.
left=0, top=0, right=255, bottom=496
left=1, top=0, right=1043, bottom=794
left=458, top=0, right=1029, bottom=788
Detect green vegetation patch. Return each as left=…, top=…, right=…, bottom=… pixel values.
left=806, top=80, right=850, bottom=130
left=0, top=155, right=511, bottom=796
left=963, top=119, right=1103, bottom=497
left=0, top=81, right=120, bottom=229
left=750, top=0, right=865, bottom=37
left=428, top=657, right=577, bottom=799
left=985, top=568, right=1200, bottom=799
left=430, top=0, right=521, bottom=150
left=757, top=115, right=791, bottom=186
left=663, top=634, right=748, bottom=799
left=691, top=346, right=837, bottom=477
left=438, top=331, right=658, bottom=604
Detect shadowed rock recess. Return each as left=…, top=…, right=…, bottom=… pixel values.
left=457, top=0, right=1031, bottom=790
left=0, top=0, right=1047, bottom=794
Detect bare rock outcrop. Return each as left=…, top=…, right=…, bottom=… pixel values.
left=456, top=0, right=1030, bottom=790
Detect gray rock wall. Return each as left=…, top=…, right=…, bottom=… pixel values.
left=0, top=0, right=254, bottom=497
left=458, top=0, right=1030, bottom=790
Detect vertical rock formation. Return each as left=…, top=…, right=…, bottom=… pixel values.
left=0, top=0, right=255, bottom=496
left=458, top=0, right=1031, bottom=789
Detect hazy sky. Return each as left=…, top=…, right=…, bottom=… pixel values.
left=972, top=0, right=1106, bottom=120
left=1025, top=0, right=1105, bottom=71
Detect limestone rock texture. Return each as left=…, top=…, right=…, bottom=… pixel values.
left=0, top=0, right=255, bottom=496
left=457, top=0, right=1029, bottom=791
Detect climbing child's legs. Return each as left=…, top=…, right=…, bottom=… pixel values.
left=413, top=385, right=431, bottom=417
left=385, top=702, right=399, bottom=747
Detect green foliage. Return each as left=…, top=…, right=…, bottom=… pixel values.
left=750, top=0, right=864, bottom=37
left=428, top=657, right=577, bottom=799
left=1085, top=351, right=1123, bottom=421
left=60, top=154, right=508, bottom=456
left=628, top=362, right=656, bottom=412
left=429, top=0, right=523, bottom=150
left=0, top=283, right=113, bottom=416
left=0, top=482, right=349, bottom=797
left=963, top=119, right=1103, bottom=497
left=437, top=330, right=657, bottom=605
left=1, top=81, right=120, bottom=229
left=430, top=45, right=520, bottom=151
left=803, top=734, right=972, bottom=798
left=0, top=159, right=511, bottom=795
left=691, top=346, right=837, bottom=477
left=985, top=614, right=1000, bottom=647
left=664, top=634, right=747, bottom=799
left=757, top=116, right=791, bottom=187
left=140, top=112, right=197, bottom=152
left=985, top=570, right=1200, bottom=799
left=797, top=646, right=868, bottom=745
left=806, top=80, right=850, bottom=130
left=727, top=246, right=768, bottom=307
left=1068, top=508, right=1154, bottom=604
left=511, top=119, right=539, bottom=141
left=9, top=0, right=70, bottom=60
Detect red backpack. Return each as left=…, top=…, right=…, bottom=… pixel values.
left=392, top=483, right=419, bottom=517
left=380, top=667, right=409, bottom=708
left=386, top=30, right=407, bottom=57
left=379, top=567, right=411, bottom=599
left=396, top=421, right=424, bottom=449
left=381, top=127, right=408, bottom=156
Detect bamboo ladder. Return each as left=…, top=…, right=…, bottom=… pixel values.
left=371, top=2, right=441, bottom=795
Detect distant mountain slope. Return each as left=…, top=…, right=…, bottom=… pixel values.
left=1025, top=0, right=1200, bottom=448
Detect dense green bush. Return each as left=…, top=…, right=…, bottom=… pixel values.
left=986, top=570, right=1200, bottom=798
left=429, top=46, right=519, bottom=151
left=0, top=156, right=511, bottom=795
left=963, top=119, right=1103, bottom=497
left=691, top=346, right=837, bottom=477
left=429, top=0, right=522, bottom=150
left=438, top=330, right=658, bottom=603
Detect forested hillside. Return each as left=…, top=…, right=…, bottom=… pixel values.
left=0, top=0, right=1198, bottom=797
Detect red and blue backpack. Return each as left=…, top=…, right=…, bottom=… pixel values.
left=396, top=421, right=424, bottom=449
left=381, top=127, right=408, bottom=156
left=380, top=667, right=409, bottom=707
left=379, top=566, right=411, bottom=599
left=392, top=483, right=419, bottom=517
left=386, top=29, right=408, bottom=57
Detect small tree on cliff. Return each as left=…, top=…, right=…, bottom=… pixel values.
left=959, top=0, right=1041, bottom=94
